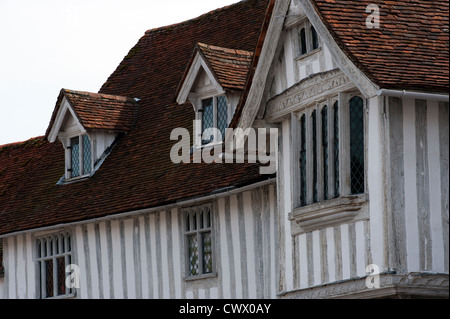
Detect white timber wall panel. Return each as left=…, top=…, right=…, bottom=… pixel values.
left=0, top=184, right=278, bottom=299
left=243, top=191, right=257, bottom=298
left=229, top=194, right=243, bottom=299
left=395, top=98, right=449, bottom=274
left=292, top=221, right=372, bottom=291
left=367, top=96, right=386, bottom=272
left=427, top=101, right=445, bottom=273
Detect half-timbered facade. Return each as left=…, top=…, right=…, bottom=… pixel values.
left=0, top=0, right=448, bottom=299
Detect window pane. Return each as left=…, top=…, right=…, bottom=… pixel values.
left=312, top=110, right=318, bottom=203
left=82, top=135, right=92, bottom=175
left=71, top=137, right=80, bottom=177
left=300, top=114, right=307, bottom=206
left=333, top=101, right=340, bottom=197
left=350, top=96, right=365, bottom=194
left=57, top=257, right=66, bottom=296
left=300, top=28, right=307, bottom=55
left=202, top=232, right=212, bottom=274
left=188, top=235, right=199, bottom=276
left=217, top=96, right=228, bottom=141
left=45, top=260, right=54, bottom=298
left=311, top=26, right=319, bottom=50
left=322, top=106, right=328, bottom=200
left=202, top=98, right=214, bottom=145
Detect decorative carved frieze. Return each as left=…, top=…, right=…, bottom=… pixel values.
left=265, top=68, right=352, bottom=122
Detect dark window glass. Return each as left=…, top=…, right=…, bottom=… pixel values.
left=311, top=26, right=319, bottom=50
left=300, top=28, right=307, bottom=55
left=333, top=101, right=340, bottom=197
left=322, top=106, right=328, bottom=200
left=312, top=110, right=318, bottom=203
left=300, top=115, right=307, bottom=206
left=349, top=96, right=365, bottom=194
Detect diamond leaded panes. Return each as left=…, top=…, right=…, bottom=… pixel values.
left=322, top=106, right=328, bottom=200
left=312, top=110, right=318, bottom=203
left=70, top=137, right=80, bottom=177
left=82, top=135, right=92, bottom=175
left=36, top=233, right=72, bottom=299
left=202, top=232, right=212, bottom=274
left=333, top=101, right=340, bottom=198
left=188, top=235, right=199, bottom=276
left=300, top=114, right=307, bottom=207
left=350, top=96, right=365, bottom=194
left=217, top=96, right=228, bottom=141
left=184, top=205, right=213, bottom=277
left=202, top=98, right=214, bottom=145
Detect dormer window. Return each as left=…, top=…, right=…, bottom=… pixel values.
left=176, top=43, right=254, bottom=149
left=68, top=134, right=92, bottom=178
left=45, top=89, right=138, bottom=183
left=201, top=95, right=228, bottom=145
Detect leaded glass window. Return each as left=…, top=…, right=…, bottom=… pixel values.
left=202, top=98, right=214, bottom=145
left=312, top=110, right=318, bottom=203
left=201, top=96, right=229, bottom=145
left=184, top=204, right=213, bottom=277
left=333, top=101, right=340, bottom=197
left=36, top=232, right=73, bottom=299
left=217, top=96, right=228, bottom=141
left=68, top=134, right=92, bottom=179
left=322, top=106, right=328, bottom=200
left=82, top=135, right=92, bottom=175
left=350, top=96, right=365, bottom=194
left=300, top=114, right=307, bottom=207
left=70, top=137, right=80, bottom=177
left=296, top=95, right=364, bottom=209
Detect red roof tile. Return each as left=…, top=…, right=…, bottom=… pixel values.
left=311, top=0, right=449, bottom=92
left=45, top=89, right=138, bottom=137
left=197, top=43, right=254, bottom=91
left=0, top=0, right=271, bottom=236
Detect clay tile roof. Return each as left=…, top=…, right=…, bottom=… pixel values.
left=45, top=89, right=139, bottom=138
left=0, top=0, right=272, bottom=236
left=311, top=0, right=449, bottom=93
left=197, top=42, right=254, bottom=90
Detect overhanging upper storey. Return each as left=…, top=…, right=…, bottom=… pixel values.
left=45, top=89, right=139, bottom=181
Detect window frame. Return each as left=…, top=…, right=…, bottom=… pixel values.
left=198, top=94, right=229, bottom=147
left=290, top=92, right=367, bottom=234
left=295, top=20, right=321, bottom=58
left=34, top=232, right=75, bottom=299
left=65, top=133, right=93, bottom=180
left=182, top=203, right=216, bottom=280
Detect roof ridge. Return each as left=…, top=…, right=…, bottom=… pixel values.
left=197, top=42, right=255, bottom=57
left=144, top=0, right=246, bottom=36
left=0, top=136, right=46, bottom=150
left=63, top=89, right=137, bottom=102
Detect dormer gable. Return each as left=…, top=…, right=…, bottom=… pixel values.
left=176, top=43, right=254, bottom=147
left=45, top=89, right=139, bottom=181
